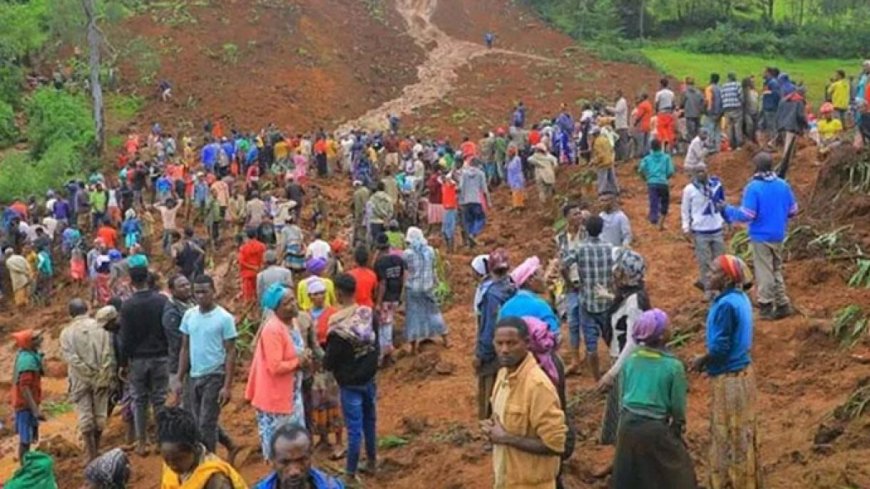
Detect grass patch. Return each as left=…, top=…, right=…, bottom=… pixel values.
left=642, top=46, right=859, bottom=106
left=43, top=400, right=74, bottom=417
left=106, top=94, right=144, bottom=122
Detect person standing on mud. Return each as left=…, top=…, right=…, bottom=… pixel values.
left=60, top=300, right=116, bottom=461
left=173, top=274, right=240, bottom=460
left=692, top=255, right=761, bottom=489
left=473, top=249, right=514, bottom=421
left=323, top=273, right=379, bottom=483
left=681, top=163, right=727, bottom=296
left=482, top=317, right=567, bottom=489
left=725, top=152, right=796, bottom=320
left=119, top=264, right=169, bottom=456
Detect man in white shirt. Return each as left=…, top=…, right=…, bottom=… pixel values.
left=680, top=163, right=726, bottom=294
left=306, top=232, right=332, bottom=261
left=607, top=90, right=630, bottom=161
left=684, top=128, right=709, bottom=172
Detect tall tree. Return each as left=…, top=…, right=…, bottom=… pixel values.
left=82, top=0, right=104, bottom=155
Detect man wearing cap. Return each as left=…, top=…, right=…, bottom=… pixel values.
left=725, top=151, right=797, bottom=320
left=528, top=144, right=558, bottom=203
left=682, top=163, right=728, bottom=296
left=60, top=300, right=116, bottom=461
left=473, top=249, right=515, bottom=421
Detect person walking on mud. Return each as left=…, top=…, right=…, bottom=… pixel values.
left=60, top=299, right=116, bottom=461
left=725, top=152, right=797, bottom=320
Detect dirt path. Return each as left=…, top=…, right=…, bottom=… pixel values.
left=337, top=0, right=552, bottom=132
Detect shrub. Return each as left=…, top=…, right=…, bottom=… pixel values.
left=0, top=64, right=24, bottom=108
left=677, top=23, right=783, bottom=57
left=0, top=100, right=18, bottom=148
left=25, top=87, right=94, bottom=159
left=0, top=139, right=84, bottom=202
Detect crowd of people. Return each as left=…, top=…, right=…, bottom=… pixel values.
left=3, top=58, right=865, bottom=489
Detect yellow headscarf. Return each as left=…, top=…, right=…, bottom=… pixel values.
left=161, top=453, right=248, bottom=489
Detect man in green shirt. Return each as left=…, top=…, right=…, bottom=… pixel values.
left=89, top=183, right=109, bottom=229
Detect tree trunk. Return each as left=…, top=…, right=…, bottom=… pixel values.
left=638, top=0, right=645, bottom=40
left=82, top=0, right=104, bottom=156
left=767, top=0, right=775, bottom=20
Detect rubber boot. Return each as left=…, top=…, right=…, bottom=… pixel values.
left=566, top=350, right=582, bottom=376
left=84, top=430, right=98, bottom=461
left=586, top=352, right=601, bottom=381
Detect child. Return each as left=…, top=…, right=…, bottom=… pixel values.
left=637, top=139, right=675, bottom=229
left=11, top=329, right=44, bottom=463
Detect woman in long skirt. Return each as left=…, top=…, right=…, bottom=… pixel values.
left=692, top=255, right=762, bottom=489
left=402, top=227, right=448, bottom=354
left=598, top=249, right=650, bottom=446
left=612, top=309, right=696, bottom=489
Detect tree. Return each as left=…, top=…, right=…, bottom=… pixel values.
left=82, top=0, right=104, bottom=155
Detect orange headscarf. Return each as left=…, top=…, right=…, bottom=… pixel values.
left=717, top=255, right=748, bottom=286
left=11, top=329, right=37, bottom=349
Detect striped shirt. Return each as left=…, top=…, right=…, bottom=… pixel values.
left=720, top=81, right=743, bottom=110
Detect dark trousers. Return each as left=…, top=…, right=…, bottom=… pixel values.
left=129, top=357, right=169, bottom=444
left=184, top=373, right=225, bottom=453
left=647, top=184, right=670, bottom=224
left=340, top=381, right=377, bottom=475
left=685, top=117, right=701, bottom=143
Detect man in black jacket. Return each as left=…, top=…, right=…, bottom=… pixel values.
left=323, top=273, right=379, bottom=482
left=119, top=265, right=168, bottom=456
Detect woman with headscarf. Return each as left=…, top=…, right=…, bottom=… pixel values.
left=296, top=277, right=345, bottom=460
left=245, top=282, right=308, bottom=459
left=597, top=249, right=651, bottom=446
left=402, top=227, right=448, bottom=354
left=611, top=309, right=696, bottom=489
left=296, top=257, right=337, bottom=312
left=522, top=316, right=575, bottom=489
left=84, top=448, right=131, bottom=489
left=498, top=256, right=560, bottom=340
left=692, top=255, right=761, bottom=489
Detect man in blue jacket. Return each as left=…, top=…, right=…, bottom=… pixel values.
left=255, top=425, right=344, bottom=489
left=725, top=152, right=797, bottom=320
left=473, top=249, right=515, bottom=420
left=760, top=67, right=781, bottom=144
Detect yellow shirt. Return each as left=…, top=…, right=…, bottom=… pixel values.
left=296, top=276, right=337, bottom=312
left=818, top=118, right=843, bottom=141
left=490, top=353, right=566, bottom=489
left=828, top=79, right=850, bottom=110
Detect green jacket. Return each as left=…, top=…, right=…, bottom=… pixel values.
left=637, top=150, right=675, bottom=186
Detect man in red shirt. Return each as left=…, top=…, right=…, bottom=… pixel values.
left=96, top=222, right=119, bottom=250
left=347, top=246, right=378, bottom=307
left=460, top=136, right=478, bottom=158
left=441, top=174, right=459, bottom=253
left=634, top=93, right=654, bottom=156
left=238, top=228, right=267, bottom=302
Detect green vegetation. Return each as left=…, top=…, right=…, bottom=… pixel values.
left=0, top=100, right=18, bottom=148
left=42, top=400, right=75, bottom=417
left=106, top=93, right=144, bottom=122
left=643, top=47, right=860, bottom=104
left=831, top=305, right=868, bottom=349
left=0, top=88, right=95, bottom=201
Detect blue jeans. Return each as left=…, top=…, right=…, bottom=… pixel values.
left=462, top=203, right=486, bottom=237
left=441, top=209, right=457, bottom=245
left=703, top=115, right=722, bottom=152
left=580, top=308, right=609, bottom=353
left=566, top=291, right=582, bottom=350
left=340, top=381, right=377, bottom=475
left=647, top=184, right=669, bottom=224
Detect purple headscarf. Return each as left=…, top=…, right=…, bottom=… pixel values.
left=306, top=256, right=328, bottom=275
left=632, top=308, right=669, bottom=345
left=523, top=316, right=559, bottom=388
